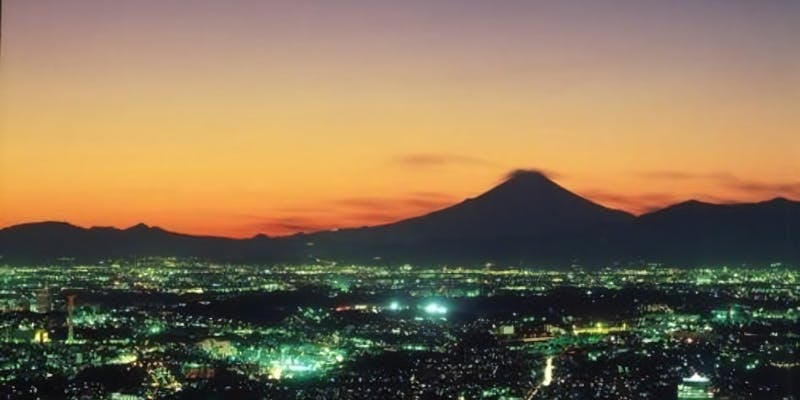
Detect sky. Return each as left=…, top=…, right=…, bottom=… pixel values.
left=1, top=0, right=799, bottom=237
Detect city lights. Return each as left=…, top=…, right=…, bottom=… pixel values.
left=0, top=259, right=797, bottom=398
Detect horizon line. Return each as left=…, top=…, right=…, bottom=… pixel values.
left=2, top=194, right=795, bottom=240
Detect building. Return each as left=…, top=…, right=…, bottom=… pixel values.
left=66, top=294, right=76, bottom=343
left=32, top=328, right=50, bottom=344
left=33, top=288, right=52, bottom=314
left=110, top=393, right=144, bottom=400
left=677, top=373, right=714, bottom=399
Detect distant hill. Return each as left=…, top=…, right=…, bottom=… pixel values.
left=633, top=197, right=799, bottom=265
left=0, top=221, right=288, bottom=264
left=1, top=171, right=798, bottom=266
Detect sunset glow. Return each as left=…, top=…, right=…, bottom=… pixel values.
left=2, top=0, right=799, bottom=237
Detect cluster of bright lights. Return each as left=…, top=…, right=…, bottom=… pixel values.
left=424, top=302, right=448, bottom=315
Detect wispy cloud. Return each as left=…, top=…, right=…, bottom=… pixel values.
left=251, top=217, right=334, bottom=234
left=504, top=168, right=563, bottom=180
left=579, top=190, right=681, bottom=214
left=393, top=153, right=496, bottom=168
left=640, top=170, right=800, bottom=199
left=243, top=192, right=458, bottom=236
left=726, top=180, right=800, bottom=198
left=335, top=192, right=456, bottom=210
left=639, top=171, right=736, bottom=181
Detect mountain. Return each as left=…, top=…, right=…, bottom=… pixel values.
left=0, top=222, right=288, bottom=264
left=292, top=170, right=634, bottom=265
left=1, top=171, right=798, bottom=266
left=365, top=170, right=633, bottom=238
left=633, top=197, right=800, bottom=265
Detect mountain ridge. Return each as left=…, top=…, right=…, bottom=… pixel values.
left=1, top=172, right=798, bottom=266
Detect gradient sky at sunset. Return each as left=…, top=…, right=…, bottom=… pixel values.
left=1, top=0, right=799, bottom=237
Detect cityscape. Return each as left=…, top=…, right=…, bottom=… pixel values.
left=1, top=259, right=798, bottom=399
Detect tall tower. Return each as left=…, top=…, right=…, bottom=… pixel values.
left=66, top=294, right=76, bottom=343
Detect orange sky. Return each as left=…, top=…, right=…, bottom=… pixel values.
left=1, top=1, right=799, bottom=237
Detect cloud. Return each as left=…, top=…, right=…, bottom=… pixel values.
left=725, top=180, right=800, bottom=198
left=504, top=168, right=562, bottom=180
left=393, top=153, right=496, bottom=168
left=244, top=192, right=458, bottom=236
left=335, top=192, right=456, bottom=211
left=639, top=171, right=697, bottom=180
left=640, top=170, right=800, bottom=199
left=580, top=190, right=680, bottom=214
left=639, top=171, right=736, bottom=181
left=249, top=217, right=336, bottom=234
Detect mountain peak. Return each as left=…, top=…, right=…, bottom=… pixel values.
left=380, top=168, right=635, bottom=239
left=251, top=233, right=271, bottom=240
left=479, top=169, right=576, bottom=203
left=124, top=223, right=168, bottom=234
left=766, top=197, right=792, bottom=204
left=126, top=223, right=151, bottom=231
left=504, top=169, right=554, bottom=185
left=677, top=199, right=713, bottom=207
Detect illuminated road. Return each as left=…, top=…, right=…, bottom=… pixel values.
left=525, top=355, right=555, bottom=400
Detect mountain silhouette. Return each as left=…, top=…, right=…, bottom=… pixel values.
left=1, top=172, right=797, bottom=266
left=293, top=170, right=634, bottom=264
left=0, top=222, right=286, bottom=264
left=634, top=197, right=799, bottom=265
left=371, top=169, right=633, bottom=238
